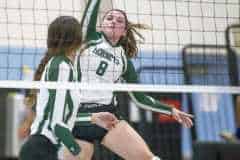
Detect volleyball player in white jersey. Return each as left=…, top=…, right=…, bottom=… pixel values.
left=67, top=0, right=194, bottom=160
left=19, top=16, right=118, bottom=160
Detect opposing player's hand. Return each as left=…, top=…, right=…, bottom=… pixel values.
left=171, top=108, right=194, bottom=128
left=91, top=112, right=119, bottom=130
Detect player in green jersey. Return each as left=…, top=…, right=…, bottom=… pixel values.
left=68, top=1, right=194, bottom=160
left=19, top=16, right=118, bottom=160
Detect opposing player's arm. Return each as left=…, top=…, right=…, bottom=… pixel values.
left=122, top=59, right=172, bottom=115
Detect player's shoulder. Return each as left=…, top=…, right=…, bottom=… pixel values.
left=49, top=55, right=72, bottom=70
left=86, top=31, right=102, bottom=42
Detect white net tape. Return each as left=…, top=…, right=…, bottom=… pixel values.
left=0, top=80, right=239, bottom=94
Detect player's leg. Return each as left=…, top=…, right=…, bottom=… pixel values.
left=101, top=120, right=161, bottom=160
left=67, top=120, right=109, bottom=160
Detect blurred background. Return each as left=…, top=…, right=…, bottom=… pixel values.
left=0, top=0, right=240, bottom=160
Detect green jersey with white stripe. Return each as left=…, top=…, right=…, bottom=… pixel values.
left=77, top=0, right=172, bottom=115
left=31, top=55, right=85, bottom=155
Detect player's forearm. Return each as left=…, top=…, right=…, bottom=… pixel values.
left=129, top=92, right=172, bottom=115
left=54, top=124, right=81, bottom=155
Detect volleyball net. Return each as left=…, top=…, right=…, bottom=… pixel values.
left=0, top=0, right=240, bottom=160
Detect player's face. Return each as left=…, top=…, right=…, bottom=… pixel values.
left=101, top=10, right=127, bottom=43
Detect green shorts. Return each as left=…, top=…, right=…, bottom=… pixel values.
left=72, top=103, right=122, bottom=143
left=19, top=135, right=58, bottom=160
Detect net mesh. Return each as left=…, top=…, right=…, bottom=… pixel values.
left=1, top=88, right=239, bottom=160
left=0, top=0, right=239, bottom=81
left=0, top=0, right=240, bottom=160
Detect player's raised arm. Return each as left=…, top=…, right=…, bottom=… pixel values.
left=81, top=0, right=101, bottom=42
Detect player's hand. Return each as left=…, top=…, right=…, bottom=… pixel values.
left=91, top=112, right=119, bottom=130
left=171, top=108, right=194, bottom=128
left=18, top=121, right=31, bottom=139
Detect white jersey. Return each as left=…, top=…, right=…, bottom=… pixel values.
left=75, top=0, right=127, bottom=105
left=75, top=0, right=172, bottom=115
left=77, top=34, right=127, bottom=104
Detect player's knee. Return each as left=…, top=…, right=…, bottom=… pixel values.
left=137, top=150, right=154, bottom=160
left=151, top=156, right=161, bottom=160
left=85, top=144, right=94, bottom=156
left=142, top=153, right=161, bottom=160
left=78, top=143, right=94, bottom=160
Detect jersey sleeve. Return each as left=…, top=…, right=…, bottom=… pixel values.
left=47, top=62, right=81, bottom=155
left=81, top=0, right=101, bottom=42
left=122, top=59, right=173, bottom=115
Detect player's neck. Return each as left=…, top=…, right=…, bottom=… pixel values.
left=66, top=52, right=76, bottom=63
left=102, top=32, right=120, bottom=46
left=108, top=37, right=119, bottom=45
